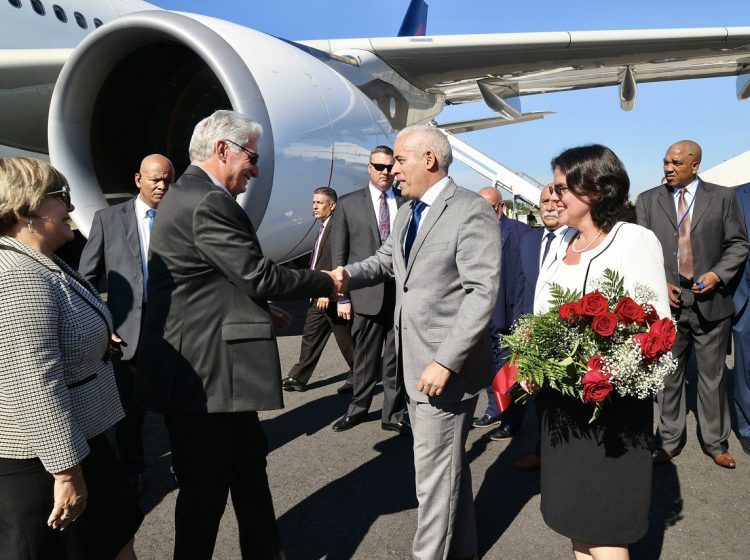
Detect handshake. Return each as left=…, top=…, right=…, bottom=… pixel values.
left=322, top=266, right=350, bottom=300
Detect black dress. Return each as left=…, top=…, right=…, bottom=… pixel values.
left=539, top=389, right=653, bottom=544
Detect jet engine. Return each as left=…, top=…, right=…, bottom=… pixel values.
left=49, top=11, right=393, bottom=261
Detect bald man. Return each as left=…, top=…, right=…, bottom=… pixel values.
left=473, top=187, right=530, bottom=436
left=636, top=140, right=748, bottom=469
left=79, top=154, right=175, bottom=492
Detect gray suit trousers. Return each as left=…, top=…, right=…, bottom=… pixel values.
left=657, top=305, right=732, bottom=456
left=408, top=396, right=478, bottom=560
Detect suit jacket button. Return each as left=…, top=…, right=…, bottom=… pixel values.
left=403, top=286, right=408, bottom=292
left=674, top=232, right=678, bottom=237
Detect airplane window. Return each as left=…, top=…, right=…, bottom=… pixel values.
left=8, top=0, right=22, bottom=10
left=94, top=18, right=103, bottom=28
left=74, top=11, right=87, bottom=29
left=52, top=4, right=66, bottom=22
left=30, top=0, right=45, bottom=15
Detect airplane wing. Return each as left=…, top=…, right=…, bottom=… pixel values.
left=302, top=27, right=750, bottom=108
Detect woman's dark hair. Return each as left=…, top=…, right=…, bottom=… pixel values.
left=551, top=144, right=630, bottom=232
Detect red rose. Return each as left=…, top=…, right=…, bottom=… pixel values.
left=614, top=297, right=645, bottom=325
left=633, top=332, right=662, bottom=363
left=642, top=304, right=660, bottom=325
left=582, top=370, right=613, bottom=402
left=559, top=302, right=583, bottom=324
left=580, top=291, right=609, bottom=317
left=649, top=318, right=676, bottom=352
left=587, top=354, right=607, bottom=371
left=591, top=311, right=618, bottom=337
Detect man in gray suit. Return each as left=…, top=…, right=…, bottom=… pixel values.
left=136, top=111, right=338, bottom=559
left=636, top=140, right=748, bottom=470
left=79, top=153, right=174, bottom=493
left=336, top=125, right=501, bottom=560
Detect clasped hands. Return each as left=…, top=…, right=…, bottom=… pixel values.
left=322, top=266, right=350, bottom=301
left=667, top=271, right=720, bottom=308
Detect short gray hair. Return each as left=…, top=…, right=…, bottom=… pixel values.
left=396, top=125, right=452, bottom=170
left=188, top=110, right=263, bottom=163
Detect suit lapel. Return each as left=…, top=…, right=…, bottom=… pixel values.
left=122, top=199, right=143, bottom=266
left=690, top=180, right=712, bottom=231
left=657, top=186, right=678, bottom=230
left=361, top=188, right=380, bottom=246
left=404, top=182, right=454, bottom=279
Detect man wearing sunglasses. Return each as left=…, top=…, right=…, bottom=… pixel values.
left=135, top=110, right=339, bottom=559
left=329, top=145, right=409, bottom=433
left=79, top=153, right=174, bottom=495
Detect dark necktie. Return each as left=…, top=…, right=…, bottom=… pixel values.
left=309, top=224, right=325, bottom=269
left=379, top=191, right=390, bottom=244
left=147, top=208, right=156, bottom=231
left=541, top=231, right=555, bottom=267
left=677, top=188, right=694, bottom=279
left=404, top=201, right=426, bottom=262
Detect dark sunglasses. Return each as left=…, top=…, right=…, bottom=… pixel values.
left=45, top=186, right=72, bottom=209
left=370, top=162, right=394, bottom=173
left=225, top=139, right=260, bottom=166
left=549, top=184, right=570, bottom=198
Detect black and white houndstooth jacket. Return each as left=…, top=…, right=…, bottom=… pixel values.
left=0, top=236, right=124, bottom=473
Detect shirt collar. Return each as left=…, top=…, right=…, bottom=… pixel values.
left=673, top=177, right=699, bottom=197
left=134, top=195, right=154, bottom=218
left=196, top=164, right=234, bottom=198
left=368, top=183, right=395, bottom=201
left=418, top=176, right=451, bottom=207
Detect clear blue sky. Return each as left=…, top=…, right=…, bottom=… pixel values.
left=155, top=0, right=750, bottom=196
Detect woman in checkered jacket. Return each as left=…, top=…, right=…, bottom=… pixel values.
left=0, top=158, right=142, bottom=559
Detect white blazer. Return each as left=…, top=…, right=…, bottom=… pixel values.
left=534, top=222, right=671, bottom=319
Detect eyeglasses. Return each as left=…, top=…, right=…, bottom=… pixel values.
left=370, top=162, right=394, bottom=173
left=225, top=139, right=260, bottom=166
left=549, top=184, right=570, bottom=198
left=45, top=186, right=72, bottom=209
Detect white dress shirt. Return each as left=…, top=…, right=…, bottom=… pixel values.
left=310, top=217, right=330, bottom=269
left=368, top=183, right=398, bottom=233
left=539, top=225, right=570, bottom=269
left=672, top=177, right=699, bottom=222
left=402, top=176, right=451, bottom=255
left=134, top=196, right=155, bottom=299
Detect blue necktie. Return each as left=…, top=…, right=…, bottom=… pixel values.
left=147, top=208, right=156, bottom=231
left=541, top=231, right=555, bottom=266
left=404, top=201, right=426, bottom=262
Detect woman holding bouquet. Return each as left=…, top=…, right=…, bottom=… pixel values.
left=529, top=145, right=671, bottom=560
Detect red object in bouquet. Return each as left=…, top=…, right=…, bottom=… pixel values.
left=492, top=359, right=518, bottom=412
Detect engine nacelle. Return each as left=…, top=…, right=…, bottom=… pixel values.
left=49, top=11, right=393, bottom=261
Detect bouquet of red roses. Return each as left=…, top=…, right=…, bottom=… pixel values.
left=503, top=269, right=677, bottom=422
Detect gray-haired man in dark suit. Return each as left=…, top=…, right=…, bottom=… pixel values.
left=136, top=110, right=339, bottom=559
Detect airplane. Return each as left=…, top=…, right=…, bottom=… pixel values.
left=2, top=0, right=750, bottom=261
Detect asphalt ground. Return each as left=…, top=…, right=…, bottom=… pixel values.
left=132, top=300, right=749, bottom=559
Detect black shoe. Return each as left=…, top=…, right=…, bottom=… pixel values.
left=472, top=414, right=501, bottom=429
left=739, top=436, right=750, bottom=456
left=337, top=382, right=353, bottom=394
left=381, top=420, right=412, bottom=436
left=487, top=424, right=516, bottom=441
left=332, top=415, right=365, bottom=432
left=282, top=376, right=306, bottom=392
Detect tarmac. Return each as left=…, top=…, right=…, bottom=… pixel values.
left=132, top=301, right=749, bottom=560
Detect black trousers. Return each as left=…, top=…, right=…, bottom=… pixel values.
left=287, top=301, right=354, bottom=385
left=347, top=292, right=406, bottom=423
left=113, top=356, right=146, bottom=474
left=165, top=411, right=284, bottom=560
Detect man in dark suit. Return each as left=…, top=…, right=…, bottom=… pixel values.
left=636, top=140, right=748, bottom=470
left=136, top=110, right=337, bottom=559
left=731, top=182, right=750, bottom=455
left=79, top=153, right=174, bottom=493
left=329, top=146, right=409, bottom=434
left=511, top=185, right=568, bottom=470
left=472, top=187, right=530, bottom=439
left=281, top=187, right=354, bottom=392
